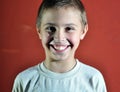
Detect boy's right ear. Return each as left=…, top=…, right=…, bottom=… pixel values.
left=36, top=28, right=42, bottom=39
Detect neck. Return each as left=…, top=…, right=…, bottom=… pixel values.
left=44, top=58, right=76, bottom=73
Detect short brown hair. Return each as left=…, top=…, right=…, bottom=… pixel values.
left=36, top=0, right=87, bottom=28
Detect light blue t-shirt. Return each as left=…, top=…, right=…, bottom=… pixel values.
left=12, top=59, right=107, bottom=92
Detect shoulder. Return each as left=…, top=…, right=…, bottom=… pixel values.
left=12, top=64, right=42, bottom=91
left=77, top=60, right=107, bottom=91
left=78, top=60, right=103, bottom=78
left=77, top=59, right=106, bottom=83
left=14, top=63, right=41, bottom=86
left=18, top=64, right=40, bottom=78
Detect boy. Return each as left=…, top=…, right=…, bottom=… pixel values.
left=12, top=0, right=107, bottom=92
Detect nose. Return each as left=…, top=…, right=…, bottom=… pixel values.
left=54, top=29, right=65, bottom=42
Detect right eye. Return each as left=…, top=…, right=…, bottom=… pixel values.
left=46, top=26, right=56, bottom=33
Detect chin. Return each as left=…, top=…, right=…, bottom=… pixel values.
left=51, top=54, right=71, bottom=62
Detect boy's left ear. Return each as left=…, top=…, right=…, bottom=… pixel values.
left=80, top=24, right=88, bottom=40
left=36, top=28, right=42, bottom=39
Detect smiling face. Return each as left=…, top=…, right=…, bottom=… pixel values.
left=37, top=7, right=88, bottom=62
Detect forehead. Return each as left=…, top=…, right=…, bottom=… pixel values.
left=41, top=7, right=82, bottom=25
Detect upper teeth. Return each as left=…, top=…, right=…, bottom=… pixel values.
left=54, top=45, right=67, bottom=50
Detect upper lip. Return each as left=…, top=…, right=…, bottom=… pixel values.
left=49, top=43, right=70, bottom=47
left=49, top=44, right=70, bottom=47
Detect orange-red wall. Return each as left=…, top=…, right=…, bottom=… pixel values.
left=0, top=0, right=120, bottom=92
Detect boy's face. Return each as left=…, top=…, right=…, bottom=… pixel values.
left=37, top=7, right=88, bottom=62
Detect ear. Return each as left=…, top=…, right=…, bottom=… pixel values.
left=80, top=24, right=88, bottom=40
left=36, top=28, right=42, bottom=39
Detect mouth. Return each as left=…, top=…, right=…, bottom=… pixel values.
left=49, top=44, right=71, bottom=52
left=47, top=38, right=73, bottom=52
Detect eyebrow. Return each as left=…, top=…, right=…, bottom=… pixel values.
left=64, top=23, right=78, bottom=27
left=43, top=23, right=56, bottom=27
left=43, top=23, right=78, bottom=27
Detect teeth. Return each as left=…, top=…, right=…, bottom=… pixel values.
left=54, top=45, right=67, bottom=50
left=49, top=41, right=70, bottom=51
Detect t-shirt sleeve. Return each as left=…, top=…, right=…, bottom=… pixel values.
left=12, top=75, right=23, bottom=92
left=92, top=72, right=107, bottom=92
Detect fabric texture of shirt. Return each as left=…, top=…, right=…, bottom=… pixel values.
left=12, top=59, right=107, bottom=92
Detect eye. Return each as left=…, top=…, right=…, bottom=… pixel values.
left=65, top=27, right=75, bottom=32
left=46, top=26, right=56, bottom=33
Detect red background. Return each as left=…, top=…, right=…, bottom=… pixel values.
left=0, top=0, right=120, bottom=92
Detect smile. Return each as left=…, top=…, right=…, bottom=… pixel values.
left=49, top=44, right=70, bottom=52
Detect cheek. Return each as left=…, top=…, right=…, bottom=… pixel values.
left=68, top=34, right=81, bottom=46
left=41, top=33, right=54, bottom=47
left=41, top=33, right=50, bottom=46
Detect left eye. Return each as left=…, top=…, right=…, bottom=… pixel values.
left=65, top=27, right=75, bottom=32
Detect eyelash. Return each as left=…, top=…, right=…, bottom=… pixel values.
left=45, top=26, right=56, bottom=33
left=45, top=26, right=75, bottom=33
left=65, top=27, right=75, bottom=32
